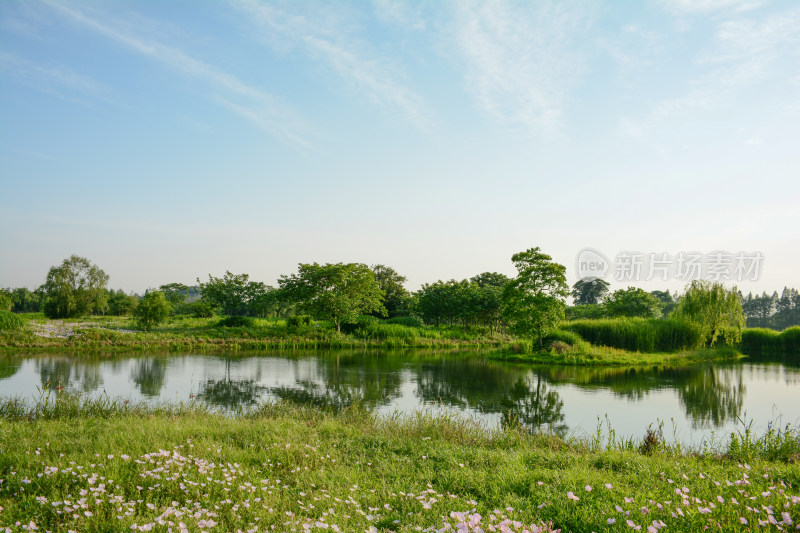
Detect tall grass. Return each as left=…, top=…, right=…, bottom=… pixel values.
left=0, top=310, right=26, bottom=331
left=561, top=317, right=702, bottom=353
left=739, top=326, right=800, bottom=362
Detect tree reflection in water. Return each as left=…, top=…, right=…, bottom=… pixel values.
left=37, top=358, right=103, bottom=393
left=271, top=353, right=404, bottom=412
left=500, top=377, right=567, bottom=436
left=131, top=357, right=168, bottom=397
left=197, top=358, right=267, bottom=409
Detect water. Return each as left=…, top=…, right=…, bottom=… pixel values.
left=1, top=350, right=799, bottom=446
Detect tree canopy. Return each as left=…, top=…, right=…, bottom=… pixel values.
left=371, top=264, right=410, bottom=318
left=279, top=262, right=385, bottom=332
left=197, top=271, right=268, bottom=316
left=41, top=255, right=109, bottom=318
left=502, top=247, right=569, bottom=347
left=133, top=290, right=171, bottom=331
left=673, top=281, right=745, bottom=347
left=571, top=278, right=610, bottom=305
left=604, top=287, right=663, bottom=319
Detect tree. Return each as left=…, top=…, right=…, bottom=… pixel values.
left=650, top=290, right=677, bottom=317
left=279, top=263, right=386, bottom=332
left=604, top=287, right=663, bottom=318
left=133, top=290, right=171, bottom=331
left=107, top=289, right=137, bottom=316
left=502, top=247, right=569, bottom=348
left=41, top=255, right=109, bottom=318
left=571, top=279, right=610, bottom=305
left=197, top=271, right=265, bottom=316
left=470, top=272, right=510, bottom=334
left=0, top=291, right=12, bottom=312
left=672, top=281, right=745, bottom=347
left=158, top=283, right=190, bottom=307
left=370, top=265, right=411, bottom=318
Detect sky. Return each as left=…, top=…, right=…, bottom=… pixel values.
left=1, top=0, right=799, bottom=296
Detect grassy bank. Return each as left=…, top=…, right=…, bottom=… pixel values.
left=0, top=396, right=798, bottom=532
left=0, top=314, right=511, bottom=352
left=491, top=345, right=745, bottom=367
left=740, top=327, right=800, bottom=363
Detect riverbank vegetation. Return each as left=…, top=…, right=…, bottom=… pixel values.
left=1, top=396, right=798, bottom=532
left=2, top=251, right=798, bottom=362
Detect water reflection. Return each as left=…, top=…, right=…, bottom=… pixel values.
left=37, top=358, right=104, bottom=393
left=500, top=377, right=567, bottom=436
left=131, top=357, right=168, bottom=397
left=197, top=358, right=268, bottom=409
left=2, top=351, right=797, bottom=442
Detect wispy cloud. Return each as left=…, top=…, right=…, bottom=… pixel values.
left=449, top=0, right=591, bottom=136
left=0, top=51, right=110, bottom=105
left=660, top=0, right=765, bottom=15
left=623, top=6, right=800, bottom=138
left=233, top=0, right=433, bottom=132
left=41, top=0, right=311, bottom=148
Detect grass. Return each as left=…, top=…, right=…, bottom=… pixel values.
left=0, top=395, right=798, bottom=532
left=490, top=344, right=744, bottom=367
left=739, top=327, right=800, bottom=363
left=561, top=318, right=703, bottom=353
left=0, top=314, right=511, bottom=352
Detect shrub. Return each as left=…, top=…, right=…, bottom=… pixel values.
left=740, top=327, right=800, bottom=362
left=561, top=318, right=702, bottom=353
left=0, top=292, right=12, bottom=312
left=216, top=316, right=256, bottom=328
left=0, top=310, right=25, bottom=332
left=340, top=315, right=380, bottom=334
left=187, top=301, right=215, bottom=318
left=133, top=291, right=171, bottom=331
left=286, top=315, right=313, bottom=328
left=384, top=316, right=424, bottom=328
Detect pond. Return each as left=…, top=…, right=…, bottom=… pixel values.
left=1, top=350, right=799, bottom=447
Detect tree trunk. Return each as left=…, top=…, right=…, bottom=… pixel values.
left=336, top=319, right=341, bottom=333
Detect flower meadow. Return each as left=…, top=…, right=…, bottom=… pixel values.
left=0, top=399, right=798, bottom=532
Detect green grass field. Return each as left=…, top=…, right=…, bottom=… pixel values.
left=0, top=396, right=798, bottom=532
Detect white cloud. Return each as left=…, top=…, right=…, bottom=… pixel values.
left=0, top=51, right=110, bottom=104
left=235, top=0, right=432, bottom=131
left=41, top=1, right=311, bottom=148
left=623, top=6, right=800, bottom=137
left=449, top=0, right=591, bottom=136
left=660, top=0, right=765, bottom=15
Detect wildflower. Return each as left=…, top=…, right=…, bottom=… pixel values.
left=585, top=485, right=592, bottom=492
left=605, top=483, right=613, bottom=489
left=567, top=492, right=579, bottom=501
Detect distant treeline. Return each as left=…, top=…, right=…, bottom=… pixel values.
left=739, top=288, right=800, bottom=330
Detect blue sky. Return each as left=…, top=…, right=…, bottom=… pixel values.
left=1, top=0, right=798, bottom=295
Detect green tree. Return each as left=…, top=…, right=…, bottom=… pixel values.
left=470, top=272, right=510, bottom=334
left=604, top=287, right=663, bottom=318
left=41, top=255, right=109, bottom=318
left=650, top=290, right=677, bottom=317
left=133, top=290, right=171, bottom=331
left=370, top=265, right=411, bottom=318
left=197, top=271, right=265, bottom=316
left=0, top=291, right=12, bottom=312
left=571, top=278, right=610, bottom=305
left=502, top=247, right=569, bottom=348
left=107, top=289, right=137, bottom=316
left=279, top=263, right=385, bottom=332
left=672, top=281, right=745, bottom=347
left=158, top=283, right=190, bottom=307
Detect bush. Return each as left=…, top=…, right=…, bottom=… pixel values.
left=0, top=292, right=12, bottom=312
left=384, top=316, right=424, bottom=328
left=340, top=315, right=379, bottom=334
left=286, top=315, right=313, bottom=328
left=216, top=316, right=256, bottom=328
left=133, top=291, right=171, bottom=331
left=740, top=327, right=800, bottom=362
left=561, top=318, right=702, bottom=353
left=0, top=310, right=25, bottom=332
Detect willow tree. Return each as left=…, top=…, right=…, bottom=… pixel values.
left=673, top=281, right=745, bottom=347
left=502, top=247, right=569, bottom=348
